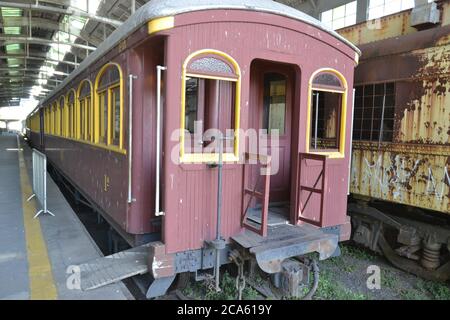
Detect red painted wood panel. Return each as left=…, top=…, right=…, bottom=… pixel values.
left=163, top=10, right=357, bottom=254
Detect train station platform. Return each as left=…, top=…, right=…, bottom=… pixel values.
left=0, top=133, right=132, bottom=300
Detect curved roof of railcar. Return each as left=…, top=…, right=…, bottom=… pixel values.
left=39, top=0, right=360, bottom=106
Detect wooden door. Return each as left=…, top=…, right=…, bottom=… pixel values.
left=251, top=61, right=294, bottom=203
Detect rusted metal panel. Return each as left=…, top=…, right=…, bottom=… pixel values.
left=442, top=1, right=450, bottom=26
left=396, top=43, right=450, bottom=144
left=350, top=142, right=450, bottom=213
left=339, top=10, right=417, bottom=47
left=340, top=2, right=450, bottom=215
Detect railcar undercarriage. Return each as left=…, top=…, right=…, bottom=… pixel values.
left=348, top=201, right=450, bottom=282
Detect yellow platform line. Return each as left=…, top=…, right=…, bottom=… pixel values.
left=17, top=137, right=58, bottom=300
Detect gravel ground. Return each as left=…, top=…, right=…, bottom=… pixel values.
left=314, top=243, right=450, bottom=300
left=181, top=242, right=450, bottom=300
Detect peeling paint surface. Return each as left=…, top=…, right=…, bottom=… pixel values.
left=351, top=142, right=450, bottom=213
left=341, top=3, right=450, bottom=215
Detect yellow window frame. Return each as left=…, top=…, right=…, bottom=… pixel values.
left=59, top=96, right=66, bottom=137
left=97, top=89, right=108, bottom=145
left=52, top=104, right=55, bottom=135
left=305, top=68, right=348, bottom=159
left=108, top=83, right=121, bottom=147
left=51, top=104, right=55, bottom=135
left=94, top=62, right=125, bottom=154
left=180, top=49, right=241, bottom=163
left=66, top=89, right=76, bottom=139
left=77, top=79, right=93, bottom=142
left=53, top=102, right=59, bottom=136
left=46, top=107, right=50, bottom=134
left=48, top=106, right=51, bottom=134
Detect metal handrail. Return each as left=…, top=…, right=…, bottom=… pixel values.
left=128, top=74, right=137, bottom=204
left=155, top=65, right=167, bottom=217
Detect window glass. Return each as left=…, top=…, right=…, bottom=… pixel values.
left=86, top=97, right=92, bottom=141
left=353, top=82, right=395, bottom=142
left=309, top=71, right=346, bottom=152
left=79, top=81, right=92, bottom=141
left=80, top=100, right=85, bottom=140
left=79, top=81, right=91, bottom=99
left=188, top=57, right=235, bottom=77
left=68, top=103, right=73, bottom=138
left=313, top=73, right=343, bottom=88
left=98, top=66, right=120, bottom=90
left=320, top=1, right=357, bottom=30
left=185, top=78, right=199, bottom=134
left=263, top=73, right=286, bottom=135
left=99, top=91, right=107, bottom=144
left=111, top=86, right=121, bottom=146
left=368, top=0, right=416, bottom=20
left=184, top=77, right=236, bottom=154
left=310, top=91, right=342, bottom=151
left=97, top=64, right=121, bottom=148
left=53, top=104, right=57, bottom=135
left=59, top=97, right=65, bottom=136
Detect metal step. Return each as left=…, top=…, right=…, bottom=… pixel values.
left=232, top=224, right=339, bottom=274
left=78, top=244, right=150, bottom=291
left=247, top=208, right=289, bottom=226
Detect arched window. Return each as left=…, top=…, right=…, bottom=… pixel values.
left=52, top=102, right=58, bottom=135
left=47, top=106, right=51, bottom=134
left=48, top=106, right=52, bottom=134
left=308, top=69, right=347, bottom=158
left=44, top=107, right=48, bottom=134
left=78, top=80, right=93, bottom=141
left=67, top=90, right=76, bottom=138
left=180, top=50, right=241, bottom=163
left=95, top=63, right=123, bottom=150
left=59, top=96, right=66, bottom=137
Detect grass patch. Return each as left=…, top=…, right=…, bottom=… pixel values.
left=182, top=272, right=260, bottom=300
left=400, top=288, right=429, bottom=300
left=422, top=280, right=450, bottom=300
left=342, top=244, right=375, bottom=261
left=381, top=269, right=399, bottom=289
left=314, top=269, right=366, bottom=300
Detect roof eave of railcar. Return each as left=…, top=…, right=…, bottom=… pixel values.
left=38, top=0, right=361, bottom=107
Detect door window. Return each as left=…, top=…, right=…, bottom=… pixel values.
left=263, top=73, right=287, bottom=135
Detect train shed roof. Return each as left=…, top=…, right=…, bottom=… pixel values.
left=40, top=0, right=361, bottom=106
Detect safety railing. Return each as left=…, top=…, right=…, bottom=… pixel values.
left=27, top=149, right=55, bottom=219
left=241, top=153, right=271, bottom=237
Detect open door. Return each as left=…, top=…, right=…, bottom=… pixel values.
left=247, top=60, right=296, bottom=225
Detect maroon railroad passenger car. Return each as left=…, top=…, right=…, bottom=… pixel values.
left=26, top=0, right=360, bottom=298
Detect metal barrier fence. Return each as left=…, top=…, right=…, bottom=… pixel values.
left=27, top=149, right=55, bottom=219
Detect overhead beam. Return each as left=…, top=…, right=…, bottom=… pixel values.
left=0, top=80, right=56, bottom=86
left=0, top=85, right=50, bottom=90
left=0, top=75, right=61, bottom=82
left=0, top=36, right=97, bottom=51
left=0, top=17, right=99, bottom=45
left=0, top=55, right=80, bottom=67
left=0, top=68, right=70, bottom=76
left=0, top=1, right=122, bottom=27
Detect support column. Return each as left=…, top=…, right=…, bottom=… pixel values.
left=356, top=0, right=369, bottom=23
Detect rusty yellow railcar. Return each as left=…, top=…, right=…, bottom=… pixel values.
left=338, top=0, right=450, bottom=281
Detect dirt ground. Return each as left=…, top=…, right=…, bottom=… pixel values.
left=180, top=242, right=450, bottom=300
left=315, top=243, right=450, bottom=300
